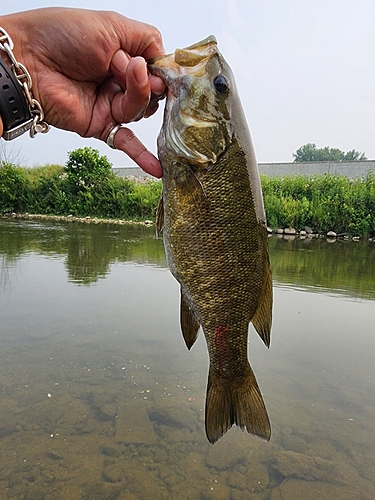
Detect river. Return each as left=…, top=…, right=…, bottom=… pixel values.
left=0, top=217, right=374, bottom=500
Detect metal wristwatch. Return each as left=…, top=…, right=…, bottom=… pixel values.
left=0, top=56, right=33, bottom=140
left=0, top=27, right=49, bottom=140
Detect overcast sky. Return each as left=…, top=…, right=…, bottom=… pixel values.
left=1, top=0, right=375, bottom=168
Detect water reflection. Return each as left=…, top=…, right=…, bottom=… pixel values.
left=1, top=217, right=374, bottom=298
left=269, top=236, right=375, bottom=300
left=0, top=218, right=374, bottom=499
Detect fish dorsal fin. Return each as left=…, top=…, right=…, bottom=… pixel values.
left=155, top=194, right=164, bottom=236
left=251, top=249, right=273, bottom=348
left=180, top=290, right=200, bottom=350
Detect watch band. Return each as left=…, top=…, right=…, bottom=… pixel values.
left=0, top=55, right=33, bottom=140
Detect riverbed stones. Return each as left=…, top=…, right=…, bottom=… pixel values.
left=148, top=403, right=198, bottom=432
left=268, top=450, right=347, bottom=483
left=115, top=401, right=158, bottom=444
left=270, top=478, right=362, bottom=500
left=205, top=431, right=250, bottom=471
left=327, top=230, right=337, bottom=238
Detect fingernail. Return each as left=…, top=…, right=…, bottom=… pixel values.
left=133, top=57, right=149, bottom=87
left=111, top=50, right=130, bottom=74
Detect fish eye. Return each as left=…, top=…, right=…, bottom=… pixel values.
left=213, top=75, right=229, bottom=94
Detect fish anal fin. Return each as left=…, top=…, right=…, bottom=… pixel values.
left=180, top=291, right=200, bottom=350
left=205, top=364, right=271, bottom=444
left=252, top=253, right=273, bottom=348
left=155, top=194, right=164, bottom=236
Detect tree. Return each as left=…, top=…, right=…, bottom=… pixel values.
left=64, top=147, right=113, bottom=187
left=293, top=143, right=367, bottom=162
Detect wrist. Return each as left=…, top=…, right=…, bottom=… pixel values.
left=0, top=18, right=49, bottom=140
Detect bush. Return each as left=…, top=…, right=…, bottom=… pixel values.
left=1, top=150, right=374, bottom=237
left=262, top=173, right=375, bottom=236
left=0, top=162, right=28, bottom=212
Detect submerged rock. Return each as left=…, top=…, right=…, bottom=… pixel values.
left=270, top=478, right=363, bottom=500
left=115, top=401, right=158, bottom=444
left=269, top=450, right=347, bottom=483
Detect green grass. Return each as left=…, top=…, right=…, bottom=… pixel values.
left=1, top=159, right=374, bottom=236
left=261, top=173, right=375, bottom=236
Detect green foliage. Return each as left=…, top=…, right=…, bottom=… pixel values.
left=262, top=173, right=375, bottom=236
left=1, top=147, right=374, bottom=237
left=0, top=162, right=28, bottom=212
left=293, top=143, right=367, bottom=162
left=0, top=148, right=162, bottom=221
left=64, top=147, right=113, bottom=187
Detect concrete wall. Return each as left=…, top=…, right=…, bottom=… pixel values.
left=113, top=160, right=375, bottom=180
left=258, top=160, right=375, bottom=179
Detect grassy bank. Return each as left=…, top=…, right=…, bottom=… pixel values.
left=0, top=156, right=162, bottom=221
left=1, top=154, right=374, bottom=236
left=261, top=173, right=375, bottom=236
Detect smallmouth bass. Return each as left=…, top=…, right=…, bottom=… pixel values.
left=148, top=36, right=273, bottom=444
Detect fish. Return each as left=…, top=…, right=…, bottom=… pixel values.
left=148, top=36, right=273, bottom=444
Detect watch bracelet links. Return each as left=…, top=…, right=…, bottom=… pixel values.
left=0, top=55, right=33, bottom=141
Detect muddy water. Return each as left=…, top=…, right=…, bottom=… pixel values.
left=0, top=218, right=374, bottom=500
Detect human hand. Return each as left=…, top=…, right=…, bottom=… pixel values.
left=0, top=7, right=166, bottom=177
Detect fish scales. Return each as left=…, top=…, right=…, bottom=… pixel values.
left=149, top=36, right=273, bottom=444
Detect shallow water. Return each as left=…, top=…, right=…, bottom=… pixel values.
left=0, top=218, right=374, bottom=500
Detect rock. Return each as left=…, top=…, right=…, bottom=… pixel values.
left=284, top=227, right=296, bottom=235
left=299, top=230, right=307, bottom=236
left=84, top=482, right=121, bottom=500
left=326, top=231, right=337, bottom=238
left=115, top=401, right=158, bottom=444
left=99, top=446, right=122, bottom=458
left=267, top=227, right=273, bottom=234
left=304, top=226, right=313, bottom=234
left=246, top=462, right=270, bottom=493
left=227, top=471, right=248, bottom=491
left=102, top=464, right=123, bottom=483
left=276, top=228, right=284, bottom=234
left=352, top=236, right=360, bottom=241
left=148, top=404, right=198, bottom=433
left=269, top=450, right=346, bottom=483
left=270, top=478, right=362, bottom=500
left=206, top=431, right=248, bottom=471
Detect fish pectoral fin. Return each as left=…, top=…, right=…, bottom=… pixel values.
left=205, top=364, right=271, bottom=444
left=155, top=194, right=164, bottom=236
left=180, top=290, right=200, bottom=350
left=178, top=167, right=210, bottom=214
left=251, top=253, right=273, bottom=348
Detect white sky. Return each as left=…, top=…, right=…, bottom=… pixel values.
left=1, top=0, right=375, bottom=167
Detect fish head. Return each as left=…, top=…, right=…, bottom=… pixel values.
left=148, top=36, right=235, bottom=167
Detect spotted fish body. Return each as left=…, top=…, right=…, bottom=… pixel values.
left=148, top=36, right=273, bottom=444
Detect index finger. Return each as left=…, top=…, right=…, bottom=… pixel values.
left=110, top=13, right=165, bottom=60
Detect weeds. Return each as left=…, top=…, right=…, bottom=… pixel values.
left=1, top=150, right=374, bottom=236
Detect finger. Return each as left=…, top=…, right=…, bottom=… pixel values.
left=113, top=126, right=162, bottom=178
left=111, top=56, right=151, bottom=123
left=149, top=74, right=166, bottom=97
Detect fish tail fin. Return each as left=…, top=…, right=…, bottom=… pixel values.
left=205, top=364, right=271, bottom=444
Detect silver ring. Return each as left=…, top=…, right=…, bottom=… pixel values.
left=105, top=123, right=122, bottom=149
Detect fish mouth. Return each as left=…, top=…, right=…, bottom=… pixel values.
left=148, top=35, right=218, bottom=90
left=148, top=35, right=217, bottom=66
